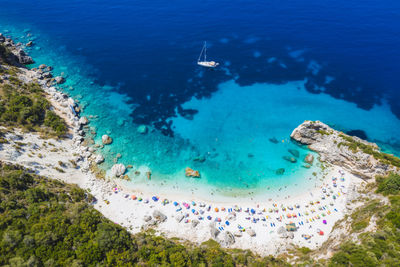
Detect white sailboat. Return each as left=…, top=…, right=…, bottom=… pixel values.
left=197, top=41, right=219, bottom=68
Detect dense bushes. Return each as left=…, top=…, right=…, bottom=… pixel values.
left=0, top=78, right=66, bottom=137
left=44, top=110, right=67, bottom=136
left=376, top=173, right=400, bottom=195
left=0, top=162, right=288, bottom=266
left=339, top=134, right=400, bottom=168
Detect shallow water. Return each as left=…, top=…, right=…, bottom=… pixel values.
left=1, top=0, right=399, bottom=200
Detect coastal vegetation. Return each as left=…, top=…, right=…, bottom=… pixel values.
left=0, top=162, right=289, bottom=266
left=327, top=173, right=400, bottom=266
left=338, top=134, right=400, bottom=168
left=0, top=56, right=66, bottom=137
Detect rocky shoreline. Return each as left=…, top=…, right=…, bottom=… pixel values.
left=0, top=32, right=116, bottom=179
left=291, top=120, right=400, bottom=179
left=1, top=33, right=398, bottom=259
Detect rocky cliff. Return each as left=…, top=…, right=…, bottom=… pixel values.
left=291, top=120, right=400, bottom=179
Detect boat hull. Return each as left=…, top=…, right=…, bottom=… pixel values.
left=198, top=61, right=219, bottom=68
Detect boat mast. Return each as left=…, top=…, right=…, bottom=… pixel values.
left=198, top=42, right=205, bottom=62
left=204, top=41, right=207, bottom=62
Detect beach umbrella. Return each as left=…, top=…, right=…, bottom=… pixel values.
left=215, top=208, right=219, bottom=212
left=251, top=209, right=255, bottom=214
left=152, top=196, right=158, bottom=202
left=216, top=217, right=221, bottom=222
left=191, top=209, right=195, bottom=213
left=319, top=230, right=324, bottom=235
left=131, top=195, right=137, bottom=200
left=225, top=221, right=230, bottom=226
left=207, top=216, right=212, bottom=220
left=138, top=197, right=143, bottom=201
left=173, top=201, right=178, bottom=206
left=323, top=220, right=327, bottom=224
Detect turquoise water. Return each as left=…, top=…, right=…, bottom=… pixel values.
left=1, top=1, right=400, bottom=200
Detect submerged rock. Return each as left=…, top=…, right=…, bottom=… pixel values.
left=193, top=155, right=206, bottom=163
left=283, top=156, right=297, bottom=163
left=55, top=76, right=65, bottom=84
left=185, top=167, right=200, bottom=178
left=288, top=149, right=300, bottom=158
left=111, top=163, right=126, bottom=177
left=305, top=153, right=314, bottom=164
left=137, top=125, right=148, bottom=134
left=275, top=168, right=285, bottom=175
left=102, top=134, right=112, bottom=145
left=269, top=137, right=279, bottom=144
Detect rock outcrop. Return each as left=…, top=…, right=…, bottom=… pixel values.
left=137, top=125, right=148, bottom=134
left=247, top=228, right=256, bottom=237
left=54, top=76, right=65, bottom=84
left=111, top=163, right=126, bottom=177
left=210, top=225, right=220, bottom=239
left=185, top=167, right=200, bottom=178
left=79, top=116, right=89, bottom=125
left=94, top=154, right=104, bottom=164
left=291, top=120, right=399, bottom=179
left=102, top=134, right=112, bottom=145
left=153, top=210, right=167, bottom=222
left=0, top=35, right=34, bottom=65
left=305, top=153, right=314, bottom=164
left=220, top=231, right=235, bottom=246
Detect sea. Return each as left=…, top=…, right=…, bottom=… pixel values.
left=1, top=0, right=399, bottom=201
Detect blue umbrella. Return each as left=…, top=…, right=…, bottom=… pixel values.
left=251, top=209, right=255, bottom=214
left=152, top=196, right=158, bottom=202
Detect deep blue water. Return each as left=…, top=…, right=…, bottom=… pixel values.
left=1, top=0, right=400, bottom=200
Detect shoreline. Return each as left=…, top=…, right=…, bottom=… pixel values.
left=0, top=34, right=366, bottom=256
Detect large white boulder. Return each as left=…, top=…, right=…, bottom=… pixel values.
left=95, top=154, right=104, bottom=164
left=247, top=228, right=256, bottom=237
left=102, top=134, right=112, bottom=145
left=111, top=163, right=126, bottom=177
left=79, top=116, right=89, bottom=125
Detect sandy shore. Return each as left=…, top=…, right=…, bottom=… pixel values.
left=0, top=66, right=366, bottom=256
left=0, top=127, right=362, bottom=256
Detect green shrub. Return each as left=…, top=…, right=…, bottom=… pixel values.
left=44, top=111, right=67, bottom=136
left=376, top=173, right=400, bottom=195
left=0, top=162, right=288, bottom=266
left=339, top=134, right=400, bottom=168
left=0, top=75, right=66, bottom=137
